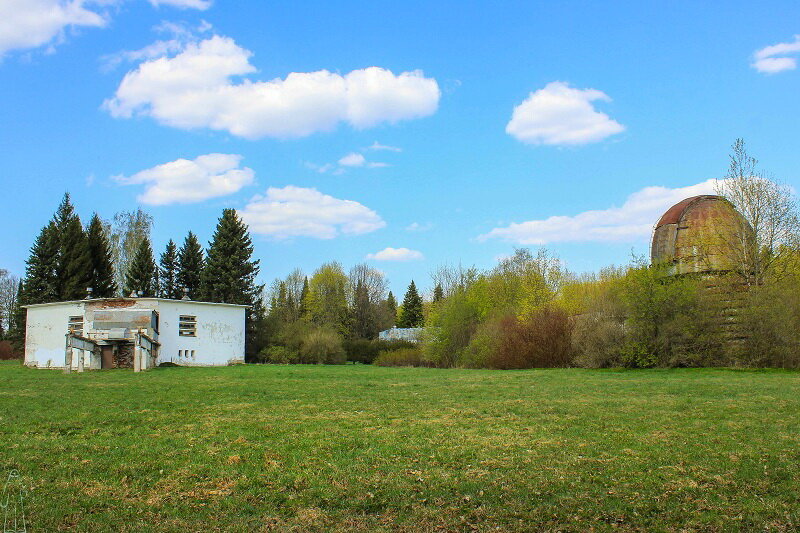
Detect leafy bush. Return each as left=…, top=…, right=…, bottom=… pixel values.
left=343, top=338, right=417, bottom=364
left=487, top=307, right=573, bottom=369
left=260, top=345, right=298, bottom=364
left=299, top=327, right=346, bottom=364
left=0, top=341, right=19, bottom=360
left=374, top=347, right=431, bottom=367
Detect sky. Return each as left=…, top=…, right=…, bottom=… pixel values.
left=1, top=0, right=799, bottom=296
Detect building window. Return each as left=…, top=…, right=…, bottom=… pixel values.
left=191, top=350, right=196, bottom=359
left=179, top=315, right=197, bottom=337
left=68, top=316, right=83, bottom=336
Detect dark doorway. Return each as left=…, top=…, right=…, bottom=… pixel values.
left=101, top=346, right=114, bottom=369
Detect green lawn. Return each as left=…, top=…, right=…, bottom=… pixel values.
left=1, top=362, right=799, bottom=531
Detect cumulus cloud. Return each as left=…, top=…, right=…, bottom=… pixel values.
left=239, top=186, right=385, bottom=239
left=104, top=35, right=440, bottom=139
left=506, top=81, right=625, bottom=146
left=337, top=152, right=388, bottom=168
left=101, top=20, right=211, bottom=71
left=366, top=247, right=424, bottom=261
left=115, top=153, right=254, bottom=205
left=479, top=179, right=720, bottom=244
left=0, top=0, right=107, bottom=57
left=148, top=0, right=212, bottom=9
left=752, top=35, right=800, bottom=74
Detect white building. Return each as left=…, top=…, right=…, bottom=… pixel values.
left=23, top=297, right=246, bottom=370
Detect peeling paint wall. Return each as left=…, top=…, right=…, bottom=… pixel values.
left=24, top=299, right=245, bottom=368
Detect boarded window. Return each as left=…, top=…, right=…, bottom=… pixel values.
left=179, top=315, right=197, bottom=337
left=68, top=316, right=84, bottom=336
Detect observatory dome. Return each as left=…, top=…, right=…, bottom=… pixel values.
left=651, top=195, right=748, bottom=275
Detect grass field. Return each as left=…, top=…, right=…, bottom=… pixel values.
left=1, top=361, right=799, bottom=531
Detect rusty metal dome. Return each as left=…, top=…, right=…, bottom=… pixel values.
left=651, top=195, right=748, bottom=275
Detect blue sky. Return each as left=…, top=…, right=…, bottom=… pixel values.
left=1, top=0, right=799, bottom=296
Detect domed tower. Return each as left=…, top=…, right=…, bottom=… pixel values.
left=651, top=195, right=749, bottom=275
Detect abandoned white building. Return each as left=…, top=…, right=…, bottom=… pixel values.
left=23, top=297, right=246, bottom=371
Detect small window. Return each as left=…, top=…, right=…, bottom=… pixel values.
left=179, top=315, right=197, bottom=337
left=68, top=316, right=83, bottom=336
left=191, top=350, right=196, bottom=359
left=178, top=350, right=183, bottom=358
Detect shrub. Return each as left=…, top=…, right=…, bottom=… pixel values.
left=374, top=347, right=431, bottom=367
left=0, top=341, right=19, bottom=360
left=571, top=313, right=626, bottom=368
left=260, top=345, right=298, bottom=364
left=487, top=307, right=574, bottom=369
left=299, top=327, right=346, bottom=364
left=343, top=338, right=417, bottom=364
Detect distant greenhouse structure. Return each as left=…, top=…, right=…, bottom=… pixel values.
left=379, top=327, right=424, bottom=343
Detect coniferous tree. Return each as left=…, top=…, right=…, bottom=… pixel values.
left=299, top=277, right=310, bottom=318
left=86, top=213, right=117, bottom=297
left=398, top=281, right=424, bottom=328
left=125, top=236, right=157, bottom=297
left=433, top=284, right=444, bottom=303
left=200, top=209, right=261, bottom=305
left=24, top=222, right=60, bottom=304
left=385, top=291, right=397, bottom=326
left=159, top=239, right=179, bottom=299
left=177, top=232, right=204, bottom=299
left=53, top=193, right=92, bottom=300
left=200, top=209, right=263, bottom=357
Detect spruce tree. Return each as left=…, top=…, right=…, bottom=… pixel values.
left=299, top=277, right=310, bottom=318
left=385, top=291, right=397, bottom=326
left=159, top=239, right=179, bottom=299
left=86, top=213, right=117, bottom=297
left=6, top=281, right=25, bottom=353
left=124, top=236, right=157, bottom=297
left=433, top=284, right=444, bottom=303
left=200, top=209, right=261, bottom=305
left=24, top=222, right=60, bottom=304
left=177, top=232, right=204, bottom=299
left=398, top=280, right=424, bottom=328
left=53, top=193, right=91, bottom=300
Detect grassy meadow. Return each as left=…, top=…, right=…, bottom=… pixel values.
left=1, top=361, right=799, bottom=531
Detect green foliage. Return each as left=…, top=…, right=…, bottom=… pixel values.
left=124, top=236, right=157, bottom=297
left=299, top=326, right=346, bottom=364
left=24, top=221, right=59, bottom=304
left=201, top=209, right=261, bottom=305
left=374, top=347, right=428, bottom=367
left=306, top=262, right=349, bottom=334
left=159, top=239, right=179, bottom=299
left=343, top=338, right=417, bottom=364
left=398, top=280, right=424, bottom=327
left=85, top=213, right=117, bottom=297
left=53, top=193, right=92, bottom=300
left=177, top=231, right=204, bottom=300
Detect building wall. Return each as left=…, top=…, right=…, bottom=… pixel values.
left=24, top=302, right=85, bottom=368
left=24, top=298, right=246, bottom=368
left=155, top=301, right=245, bottom=366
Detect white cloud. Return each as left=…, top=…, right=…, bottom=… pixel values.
left=479, top=179, right=720, bottom=244
left=101, top=20, right=211, bottom=71
left=148, top=0, right=212, bottom=9
left=506, top=81, right=625, bottom=146
left=104, top=35, right=440, bottom=139
left=752, top=35, right=800, bottom=74
left=405, top=222, right=433, bottom=232
left=366, top=141, right=402, bottom=152
left=115, top=153, right=254, bottom=205
left=0, top=0, right=107, bottom=57
left=338, top=152, right=367, bottom=167
left=239, top=186, right=385, bottom=239
left=366, top=247, right=424, bottom=261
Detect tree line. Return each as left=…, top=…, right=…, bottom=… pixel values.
left=2, top=194, right=262, bottom=356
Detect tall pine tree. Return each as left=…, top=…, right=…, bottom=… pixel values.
left=24, top=221, right=60, bottom=304
left=200, top=209, right=263, bottom=356
left=385, top=291, right=397, bottom=327
left=177, top=231, right=204, bottom=299
left=159, top=239, right=179, bottom=299
left=53, top=193, right=91, bottom=300
left=398, top=280, right=424, bottom=328
left=200, top=209, right=261, bottom=305
left=86, top=213, right=117, bottom=297
left=124, top=236, right=157, bottom=297
left=433, top=284, right=444, bottom=303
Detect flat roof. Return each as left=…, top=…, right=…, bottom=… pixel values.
left=23, top=297, right=249, bottom=309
